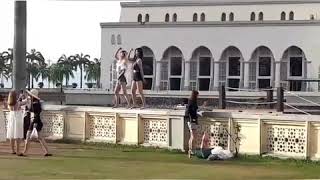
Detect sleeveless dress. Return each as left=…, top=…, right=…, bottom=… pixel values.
left=116, top=61, right=127, bottom=84
left=0, top=105, right=6, bottom=142
left=133, top=60, right=143, bottom=82
left=7, top=104, right=24, bottom=139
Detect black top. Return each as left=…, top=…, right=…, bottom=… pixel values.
left=31, top=101, right=42, bottom=123
left=186, top=99, right=198, bottom=124
left=133, top=62, right=140, bottom=72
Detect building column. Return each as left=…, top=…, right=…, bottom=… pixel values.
left=275, top=61, right=281, bottom=88
left=243, top=61, right=250, bottom=89
left=306, top=60, right=314, bottom=91
left=184, top=60, right=190, bottom=90
left=213, top=61, right=220, bottom=90
left=155, top=60, right=161, bottom=91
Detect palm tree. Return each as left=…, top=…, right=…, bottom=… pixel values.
left=56, top=55, right=75, bottom=86
left=26, top=49, right=45, bottom=89
left=1, top=49, right=13, bottom=86
left=37, top=62, right=50, bottom=87
left=0, top=52, right=11, bottom=86
left=74, top=53, right=90, bottom=88
left=85, top=58, right=101, bottom=88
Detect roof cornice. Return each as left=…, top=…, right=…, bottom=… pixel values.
left=121, top=1, right=320, bottom=7
left=100, top=20, right=320, bottom=28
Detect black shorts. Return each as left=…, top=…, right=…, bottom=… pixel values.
left=133, top=72, right=143, bottom=82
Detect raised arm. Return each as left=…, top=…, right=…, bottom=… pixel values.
left=128, top=48, right=134, bottom=61
left=114, top=48, right=122, bottom=60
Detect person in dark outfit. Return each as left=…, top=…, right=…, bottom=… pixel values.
left=129, top=48, right=146, bottom=109
left=186, top=90, right=199, bottom=158
left=23, top=89, right=51, bottom=157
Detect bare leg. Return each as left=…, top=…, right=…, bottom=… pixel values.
left=23, top=131, right=31, bottom=154
left=38, top=132, right=50, bottom=155
left=15, top=139, right=21, bottom=155
left=10, top=139, right=15, bottom=154
left=113, top=83, right=121, bottom=108
left=121, top=83, right=131, bottom=108
left=188, top=130, right=195, bottom=158
left=131, top=81, right=137, bottom=108
left=137, top=81, right=146, bottom=108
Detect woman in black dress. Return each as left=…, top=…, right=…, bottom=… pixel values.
left=23, top=89, right=51, bottom=156
left=129, top=48, right=146, bottom=109
left=186, top=90, right=199, bottom=158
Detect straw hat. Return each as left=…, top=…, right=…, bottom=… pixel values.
left=26, top=89, right=40, bottom=100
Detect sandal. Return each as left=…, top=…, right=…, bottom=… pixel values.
left=44, top=153, right=52, bottom=157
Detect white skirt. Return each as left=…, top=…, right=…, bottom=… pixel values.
left=0, top=110, right=6, bottom=142
left=6, top=111, right=23, bottom=139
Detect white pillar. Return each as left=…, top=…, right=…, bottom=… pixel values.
left=184, top=60, right=190, bottom=90
left=155, top=60, right=161, bottom=91
left=243, top=61, right=250, bottom=88
left=306, top=60, right=314, bottom=91
left=275, top=61, right=281, bottom=88
left=213, top=61, right=220, bottom=90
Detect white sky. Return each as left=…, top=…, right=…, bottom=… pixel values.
left=0, top=0, right=121, bottom=63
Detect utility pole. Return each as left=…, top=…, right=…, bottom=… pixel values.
left=12, top=1, right=27, bottom=91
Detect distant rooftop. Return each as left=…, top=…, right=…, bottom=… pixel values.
left=122, top=0, right=320, bottom=7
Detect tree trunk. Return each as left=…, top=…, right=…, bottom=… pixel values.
left=80, top=65, right=83, bottom=89
left=13, top=1, right=27, bottom=91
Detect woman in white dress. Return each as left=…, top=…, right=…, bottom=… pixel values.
left=0, top=95, right=6, bottom=142
left=7, top=90, right=27, bottom=156
left=113, top=48, right=131, bottom=108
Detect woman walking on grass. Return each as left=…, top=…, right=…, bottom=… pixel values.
left=129, top=48, right=146, bottom=109
left=186, top=90, right=199, bottom=158
left=23, top=89, right=51, bottom=156
left=113, top=48, right=131, bottom=108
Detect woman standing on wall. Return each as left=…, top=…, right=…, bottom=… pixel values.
left=129, top=48, right=146, bottom=109
left=186, top=90, right=199, bottom=158
left=113, top=48, right=131, bottom=108
left=23, top=89, right=51, bottom=156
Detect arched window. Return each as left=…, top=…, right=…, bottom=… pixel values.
left=173, top=13, right=177, bottom=22
left=200, top=13, right=205, bottom=21
left=281, top=12, right=286, bottom=20
left=258, top=12, right=263, bottom=21
left=193, top=13, right=198, bottom=22
left=289, top=11, right=294, bottom=20
left=117, top=34, right=121, bottom=45
left=221, top=13, right=226, bottom=21
left=165, top=13, right=170, bottom=22
left=250, top=12, right=256, bottom=21
left=145, top=14, right=149, bottom=22
left=111, top=34, right=115, bottom=45
left=137, top=14, right=142, bottom=22
left=229, top=12, right=234, bottom=21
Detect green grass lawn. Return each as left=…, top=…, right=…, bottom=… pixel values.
left=0, top=142, right=319, bottom=180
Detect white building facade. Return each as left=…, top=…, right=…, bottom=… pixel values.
left=101, top=0, right=320, bottom=92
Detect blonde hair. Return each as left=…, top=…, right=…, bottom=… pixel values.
left=7, top=91, right=17, bottom=107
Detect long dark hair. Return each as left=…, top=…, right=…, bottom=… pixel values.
left=190, top=90, right=199, bottom=102
left=134, top=48, right=143, bottom=61
left=8, top=91, right=17, bottom=106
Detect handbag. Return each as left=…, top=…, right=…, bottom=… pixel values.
left=30, top=124, right=38, bottom=139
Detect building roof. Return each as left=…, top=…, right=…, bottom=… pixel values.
left=121, top=0, right=320, bottom=7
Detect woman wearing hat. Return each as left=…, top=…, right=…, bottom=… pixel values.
left=23, top=89, right=51, bottom=156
